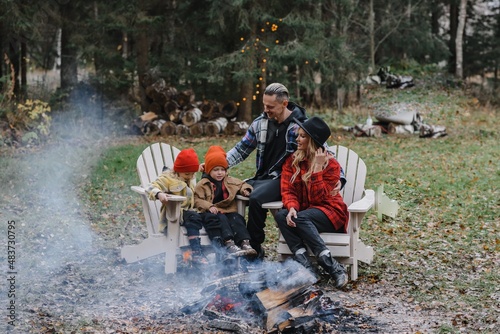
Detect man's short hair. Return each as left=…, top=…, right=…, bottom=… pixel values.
left=264, top=83, right=289, bottom=102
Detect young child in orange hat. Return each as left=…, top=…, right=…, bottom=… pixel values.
left=146, top=148, right=208, bottom=265
left=194, top=145, right=257, bottom=261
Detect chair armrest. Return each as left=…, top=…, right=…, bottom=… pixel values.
left=236, top=195, right=249, bottom=201
left=348, top=189, right=375, bottom=213
left=130, top=186, right=186, bottom=201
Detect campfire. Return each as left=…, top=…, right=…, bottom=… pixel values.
left=179, top=259, right=375, bottom=333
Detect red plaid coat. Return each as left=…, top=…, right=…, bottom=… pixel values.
left=280, top=155, right=349, bottom=232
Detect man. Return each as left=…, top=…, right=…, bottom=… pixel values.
left=226, top=83, right=344, bottom=259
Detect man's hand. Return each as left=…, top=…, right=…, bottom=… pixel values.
left=331, top=181, right=341, bottom=196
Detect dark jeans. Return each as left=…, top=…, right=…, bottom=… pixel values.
left=182, top=209, right=203, bottom=237
left=201, top=212, right=250, bottom=245
left=275, top=207, right=340, bottom=257
left=245, top=178, right=282, bottom=249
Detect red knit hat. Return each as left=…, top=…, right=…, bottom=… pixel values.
left=173, top=148, right=200, bottom=173
left=204, top=145, right=228, bottom=173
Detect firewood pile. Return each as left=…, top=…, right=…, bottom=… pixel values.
left=180, top=260, right=378, bottom=333
left=345, top=102, right=447, bottom=138
left=131, top=77, right=249, bottom=137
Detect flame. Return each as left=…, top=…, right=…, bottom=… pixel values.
left=207, top=294, right=243, bottom=313
left=183, top=250, right=192, bottom=263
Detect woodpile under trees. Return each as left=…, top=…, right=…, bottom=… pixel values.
left=131, top=74, right=248, bottom=137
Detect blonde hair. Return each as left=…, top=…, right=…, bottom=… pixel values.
left=290, top=136, right=328, bottom=184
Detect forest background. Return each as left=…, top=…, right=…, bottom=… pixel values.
left=1, top=0, right=499, bottom=136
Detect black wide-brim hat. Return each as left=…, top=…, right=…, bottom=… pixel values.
left=294, top=116, right=331, bottom=147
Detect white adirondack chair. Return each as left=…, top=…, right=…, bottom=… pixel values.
left=259, top=145, right=376, bottom=281
left=120, top=143, right=213, bottom=274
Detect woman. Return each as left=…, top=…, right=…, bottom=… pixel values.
left=275, top=116, right=349, bottom=288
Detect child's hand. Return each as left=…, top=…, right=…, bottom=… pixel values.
left=209, top=206, right=219, bottom=214
left=241, top=189, right=250, bottom=197
left=157, top=192, right=170, bottom=204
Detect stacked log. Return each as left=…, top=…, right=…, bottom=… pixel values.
left=132, top=73, right=244, bottom=137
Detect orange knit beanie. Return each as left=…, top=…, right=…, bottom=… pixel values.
left=173, top=148, right=200, bottom=173
left=204, top=145, right=228, bottom=173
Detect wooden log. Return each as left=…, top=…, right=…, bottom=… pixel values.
left=160, top=121, right=177, bottom=136
left=205, top=117, right=228, bottom=136
left=177, top=89, right=195, bottom=108
left=181, top=107, right=203, bottom=126
left=221, top=100, right=238, bottom=119
left=141, top=67, right=162, bottom=87
left=148, top=102, right=163, bottom=116
left=189, top=121, right=207, bottom=136
left=353, top=124, right=382, bottom=137
left=165, top=100, right=180, bottom=114
left=419, top=124, right=447, bottom=138
left=167, top=108, right=183, bottom=123
left=199, top=100, right=221, bottom=120
left=224, top=121, right=249, bottom=135
left=176, top=123, right=190, bottom=136
left=387, top=122, right=415, bottom=135
left=145, top=78, right=166, bottom=100
left=138, top=111, right=158, bottom=122
left=143, top=119, right=166, bottom=136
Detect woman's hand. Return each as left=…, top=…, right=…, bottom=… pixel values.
left=286, top=207, right=298, bottom=227
left=313, top=148, right=327, bottom=172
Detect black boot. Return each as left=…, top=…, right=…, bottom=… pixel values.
left=211, top=237, right=225, bottom=263
left=293, top=253, right=315, bottom=274
left=317, top=252, right=348, bottom=289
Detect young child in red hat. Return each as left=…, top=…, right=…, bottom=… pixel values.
left=146, top=148, right=208, bottom=265
left=194, top=145, right=257, bottom=261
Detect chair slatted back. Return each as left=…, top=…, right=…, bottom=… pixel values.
left=331, top=145, right=367, bottom=206
left=136, top=143, right=180, bottom=234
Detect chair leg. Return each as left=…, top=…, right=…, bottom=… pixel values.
left=164, top=250, right=178, bottom=274
left=350, top=260, right=358, bottom=281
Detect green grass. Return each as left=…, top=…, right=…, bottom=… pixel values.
left=83, top=83, right=499, bottom=332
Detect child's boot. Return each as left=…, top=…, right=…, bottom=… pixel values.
left=240, top=239, right=258, bottom=257
left=225, top=239, right=245, bottom=257
left=189, top=237, right=209, bottom=265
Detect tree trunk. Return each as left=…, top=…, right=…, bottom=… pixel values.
left=455, top=0, right=467, bottom=79
left=136, top=11, right=150, bottom=114
left=20, top=41, right=27, bottom=98
left=239, top=80, right=253, bottom=123
left=60, top=1, right=78, bottom=90
left=369, top=0, right=375, bottom=71
left=448, top=1, right=459, bottom=74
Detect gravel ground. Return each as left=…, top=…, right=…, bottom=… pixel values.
left=0, top=138, right=451, bottom=334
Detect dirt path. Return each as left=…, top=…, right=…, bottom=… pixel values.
left=1, top=138, right=451, bottom=333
